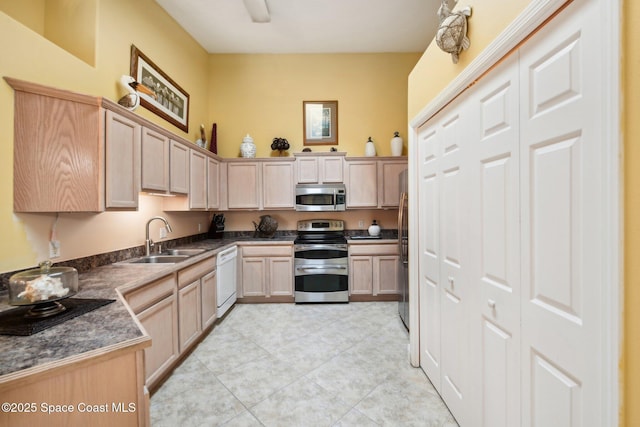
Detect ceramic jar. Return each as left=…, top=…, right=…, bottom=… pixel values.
left=365, top=137, right=377, bottom=157
left=391, top=131, right=403, bottom=156
left=368, top=220, right=381, bottom=237
left=240, top=134, right=256, bottom=158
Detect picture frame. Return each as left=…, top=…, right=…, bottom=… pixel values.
left=303, top=100, right=338, bottom=145
left=129, top=45, right=189, bottom=132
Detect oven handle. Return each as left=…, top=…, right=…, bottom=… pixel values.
left=295, top=244, right=348, bottom=252
left=296, top=265, right=347, bottom=270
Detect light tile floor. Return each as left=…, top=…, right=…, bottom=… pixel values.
left=150, top=301, right=458, bottom=427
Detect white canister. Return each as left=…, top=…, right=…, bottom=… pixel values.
left=365, top=137, right=377, bottom=157
left=368, top=220, right=381, bottom=237
left=391, top=131, right=403, bottom=156
left=240, top=133, right=256, bottom=158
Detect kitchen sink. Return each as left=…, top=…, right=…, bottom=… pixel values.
left=124, top=254, right=190, bottom=264
left=161, top=248, right=207, bottom=256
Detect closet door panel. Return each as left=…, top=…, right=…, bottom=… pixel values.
left=519, top=0, right=603, bottom=425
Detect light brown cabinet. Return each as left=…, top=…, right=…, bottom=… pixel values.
left=225, top=159, right=295, bottom=210
left=345, top=160, right=378, bottom=208
left=178, top=280, right=201, bottom=352
left=349, top=243, right=400, bottom=298
left=124, top=274, right=179, bottom=389
left=344, top=157, right=407, bottom=209
left=201, top=269, right=218, bottom=329
left=141, top=127, right=170, bottom=192
left=105, top=110, right=141, bottom=209
left=295, top=152, right=345, bottom=183
left=227, top=161, right=261, bottom=209
left=189, top=149, right=207, bottom=209
left=239, top=245, right=293, bottom=298
left=262, top=161, right=295, bottom=209
left=6, top=77, right=144, bottom=212
left=207, top=157, right=221, bottom=210
left=170, top=140, right=190, bottom=194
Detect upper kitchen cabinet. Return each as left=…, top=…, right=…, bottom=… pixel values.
left=6, top=77, right=142, bottom=212
left=141, top=127, right=170, bottom=193
left=262, top=159, right=295, bottom=209
left=224, top=158, right=295, bottom=210
left=344, top=157, right=407, bottom=209
left=169, top=140, right=189, bottom=195
left=294, top=152, right=344, bottom=183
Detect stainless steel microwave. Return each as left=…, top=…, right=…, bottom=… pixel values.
left=295, top=183, right=346, bottom=211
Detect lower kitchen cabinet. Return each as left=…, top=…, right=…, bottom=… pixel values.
left=349, top=243, right=400, bottom=299
left=125, top=274, right=179, bottom=390
left=201, top=269, right=218, bottom=329
left=239, top=244, right=293, bottom=299
left=178, top=280, right=201, bottom=352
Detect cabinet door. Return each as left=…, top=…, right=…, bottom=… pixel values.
left=345, top=161, right=378, bottom=208
left=105, top=110, right=141, bottom=209
left=378, top=161, right=407, bottom=208
left=178, top=280, right=201, bottom=352
left=241, top=257, right=267, bottom=296
left=141, top=127, right=169, bottom=192
left=189, top=150, right=207, bottom=209
left=263, top=161, right=295, bottom=209
left=297, top=157, right=319, bottom=183
left=201, top=269, right=217, bottom=329
left=322, top=156, right=344, bottom=183
left=269, top=257, right=293, bottom=296
left=349, top=255, right=373, bottom=294
left=170, top=140, right=189, bottom=194
left=137, top=295, right=178, bottom=388
left=227, top=162, right=260, bottom=209
left=207, top=157, right=220, bottom=209
left=374, top=255, right=400, bottom=295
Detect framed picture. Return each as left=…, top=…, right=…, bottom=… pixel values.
left=129, top=45, right=189, bottom=132
left=303, top=100, right=338, bottom=145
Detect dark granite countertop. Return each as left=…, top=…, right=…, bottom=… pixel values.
left=0, top=237, right=295, bottom=379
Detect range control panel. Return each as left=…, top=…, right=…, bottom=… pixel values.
left=297, top=219, right=344, bottom=232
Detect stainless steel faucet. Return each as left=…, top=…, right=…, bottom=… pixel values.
left=145, top=216, right=173, bottom=256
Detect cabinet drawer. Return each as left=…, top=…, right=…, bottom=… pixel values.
left=177, top=255, right=216, bottom=288
left=241, top=245, right=292, bottom=257
left=125, top=274, right=177, bottom=314
left=349, top=244, right=399, bottom=256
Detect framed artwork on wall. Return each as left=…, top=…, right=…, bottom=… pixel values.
left=303, top=100, right=338, bottom=145
left=129, top=45, right=189, bottom=132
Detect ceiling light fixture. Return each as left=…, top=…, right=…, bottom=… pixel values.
left=243, top=0, right=270, bottom=23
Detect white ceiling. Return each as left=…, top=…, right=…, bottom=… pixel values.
left=155, top=0, right=444, bottom=54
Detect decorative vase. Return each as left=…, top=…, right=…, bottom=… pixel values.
left=391, top=131, right=403, bottom=156
left=365, top=137, right=376, bottom=157
left=368, top=220, right=381, bottom=237
left=240, top=134, right=256, bottom=158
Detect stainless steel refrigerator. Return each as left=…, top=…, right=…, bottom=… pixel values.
left=398, top=169, right=409, bottom=330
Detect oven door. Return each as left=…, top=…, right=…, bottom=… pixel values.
left=294, top=258, right=349, bottom=303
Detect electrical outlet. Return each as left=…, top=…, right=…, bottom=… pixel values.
left=198, top=223, right=202, bottom=232
left=159, top=227, right=167, bottom=239
left=358, top=220, right=364, bottom=228
left=49, top=240, right=61, bottom=258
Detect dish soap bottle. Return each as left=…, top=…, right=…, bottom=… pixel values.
left=368, top=220, right=381, bottom=237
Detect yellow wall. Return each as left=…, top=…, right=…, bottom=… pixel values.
left=623, top=1, right=639, bottom=425
left=0, top=0, right=211, bottom=273
left=408, top=0, right=529, bottom=119
left=409, top=1, right=635, bottom=425
left=209, top=53, right=420, bottom=158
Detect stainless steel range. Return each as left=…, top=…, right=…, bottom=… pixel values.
left=294, top=219, right=348, bottom=303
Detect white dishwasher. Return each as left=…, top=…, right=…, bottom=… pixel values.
left=216, top=245, right=237, bottom=317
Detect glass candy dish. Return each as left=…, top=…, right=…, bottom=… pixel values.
left=9, top=261, right=78, bottom=318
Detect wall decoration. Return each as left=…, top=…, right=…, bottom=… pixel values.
left=129, top=45, right=190, bottom=132
left=436, top=0, right=472, bottom=64
left=303, top=100, right=338, bottom=145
